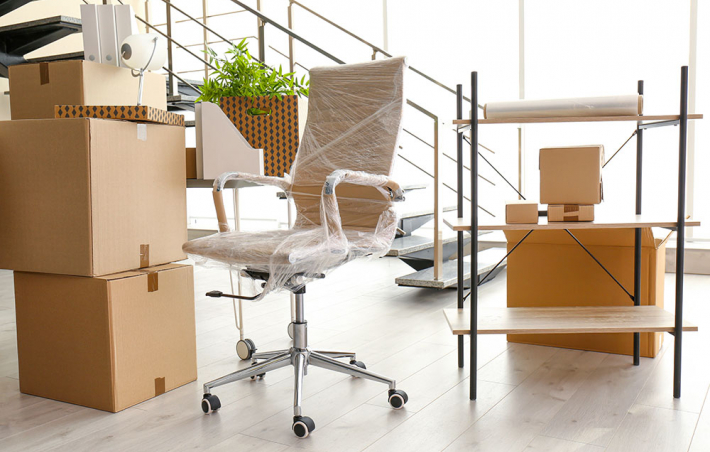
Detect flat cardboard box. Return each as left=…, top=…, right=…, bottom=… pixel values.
left=540, top=145, right=604, bottom=205
left=548, top=204, right=594, bottom=222
left=55, top=105, right=185, bottom=126
left=0, top=118, right=187, bottom=276
left=506, top=200, right=539, bottom=224
left=14, top=264, right=197, bottom=412
left=9, top=60, right=167, bottom=120
left=505, top=228, right=669, bottom=357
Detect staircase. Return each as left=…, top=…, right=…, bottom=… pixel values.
left=0, top=0, right=81, bottom=77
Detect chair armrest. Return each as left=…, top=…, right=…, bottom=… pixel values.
left=212, top=171, right=292, bottom=233
left=321, top=169, right=404, bottom=240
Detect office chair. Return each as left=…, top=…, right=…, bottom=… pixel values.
left=183, top=56, right=409, bottom=438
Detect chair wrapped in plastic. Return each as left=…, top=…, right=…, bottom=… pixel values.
left=183, top=56, right=407, bottom=298
left=183, top=57, right=410, bottom=438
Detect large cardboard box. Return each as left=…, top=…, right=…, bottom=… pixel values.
left=540, top=145, right=604, bottom=205
left=0, top=118, right=187, bottom=276
left=14, top=264, right=197, bottom=412
left=505, top=228, right=670, bottom=357
left=9, top=60, right=167, bottom=120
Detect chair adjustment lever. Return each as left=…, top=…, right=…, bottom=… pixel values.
left=206, top=290, right=260, bottom=301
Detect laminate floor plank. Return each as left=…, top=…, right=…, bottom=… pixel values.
left=540, top=353, right=659, bottom=447
left=605, top=403, right=698, bottom=452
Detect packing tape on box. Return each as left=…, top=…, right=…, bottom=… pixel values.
left=147, top=272, right=159, bottom=292
left=155, top=377, right=166, bottom=396
left=484, top=95, right=642, bottom=119
left=140, top=244, right=150, bottom=268
left=137, top=124, right=147, bottom=141
left=39, top=63, right=50, bottom=85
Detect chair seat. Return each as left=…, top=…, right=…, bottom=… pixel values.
left=183, top=227, right=389, bottom=273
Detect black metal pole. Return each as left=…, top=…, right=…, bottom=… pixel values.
left=456, top=84, right=465, bottom=369
left=633, top=80, right=644, bottom=366
left=470, top=72, right=479, bottom=401
left=674, top=66, right=688, bottom=398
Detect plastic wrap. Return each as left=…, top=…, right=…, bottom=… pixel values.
left=183, top=57, right=407, bottom=299
left=484, top=95, right=642, bottom=119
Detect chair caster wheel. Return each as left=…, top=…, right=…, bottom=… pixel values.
left=350, top=360, right=366, bottom=370
left=388, top=389, right=408, bottom=410
left=201, top=394, right=221, bottom=414
left=292, top=415, right=315, bottom=438
left=250, top=362, right=266, bottom=380
left=236, top=339, right=256, bottom=360
left=287, top=322, right=294, bottom=339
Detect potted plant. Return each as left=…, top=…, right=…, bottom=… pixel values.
left=197, top=39, right=309, bottom=177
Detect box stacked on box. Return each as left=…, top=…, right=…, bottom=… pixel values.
left=540, top=144, right=603, bottom=222
left=1, top=60, right=196, bottom=412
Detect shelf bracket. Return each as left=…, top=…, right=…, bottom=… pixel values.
left=638, top=119, right=680, bottom=130
left=564, top=229, right=635, bottom=302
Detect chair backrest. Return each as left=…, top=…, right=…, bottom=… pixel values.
left=289, top=57, right=407, bottom=231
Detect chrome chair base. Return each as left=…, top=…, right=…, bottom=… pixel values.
left=200, top=289, right=408, bottom=438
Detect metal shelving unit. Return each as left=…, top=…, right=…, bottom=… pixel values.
left=448, top=66, right=703, bottom=401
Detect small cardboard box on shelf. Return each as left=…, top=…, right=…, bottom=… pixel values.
left=505, top=200, right=539, bottom=224
left=540, top=145, right=604, bottom=205
left=548, top=204, right=595, bottom=222
left=14, top=264, right=197, bottom=412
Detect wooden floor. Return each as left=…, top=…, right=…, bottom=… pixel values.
left=1, top=257, right=709, bottom=452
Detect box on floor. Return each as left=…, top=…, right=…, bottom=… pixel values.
left=14, top=264, right=197, bottom=412
left=0, top=118, right=187, bottom=276
left=504, top=228, right=670, bottom=357
left=8, top=60, right=167, bottom=120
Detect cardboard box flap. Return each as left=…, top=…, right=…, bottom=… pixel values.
left=504, top=227, right=660, bottom=248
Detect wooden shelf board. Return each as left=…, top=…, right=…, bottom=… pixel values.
left=443, top=306, right=698, bottom=335
left=452, top=113, right=703, bottom=125
left=444, top=214, right=700, bottom=232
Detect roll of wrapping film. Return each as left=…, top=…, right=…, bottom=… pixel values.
left=484, top=95, right=643, bottom=119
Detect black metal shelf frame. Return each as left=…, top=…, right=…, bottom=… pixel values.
left=455, top=66, right=691, bottom=401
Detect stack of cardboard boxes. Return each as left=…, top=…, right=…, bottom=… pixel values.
left=505, top=144, right=666, bottom=358
left=0, top=60, right=197, bottom=412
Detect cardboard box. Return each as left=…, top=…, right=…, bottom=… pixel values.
left=505, top=228, right=670, bottom=357
left=540, top=145, right=604, bottom=205
left=55, top=105, right=185, bottom=126
left=186, top=147, right=197, bottom=179
left=548, top=204, right=594, bottom=222
left=0, top=118, right=187, bottom=276
left=506, top=200, right=539, bottom=224
left=14, top=264, right=197, bottom=412
left=9, top=60, right=167, bottom=120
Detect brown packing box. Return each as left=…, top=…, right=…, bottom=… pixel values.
left=505, top=200, right=539, bottom=224
left=14, top=264, right=197, bottom=412
left=0, top=118, right=187, bottom=276
left=505, top=228, right=670, bottom=357
left=9, top=60, right=167, bottom=120
left=548, top=204, right=594, bottom=222
left=540, top=145, right=604, bottom=205
left=186, top=147, right=197, bottom=179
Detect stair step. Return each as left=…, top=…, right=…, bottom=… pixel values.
left=25, top=51, right=83, bottom=64
left=0, top=0, right=37, bottom=18
left=394, top=247, right=507, bottom=289
left=387, top=234, right=458, bottom=257
left=0, top=15, right=81, bottom=54
left=400, top=205, right=457, bottom=220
